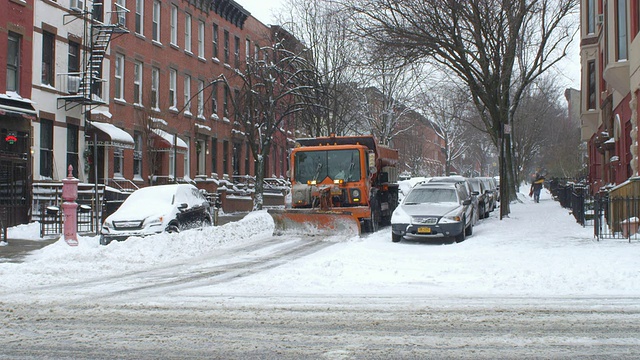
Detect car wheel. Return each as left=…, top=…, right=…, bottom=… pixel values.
left=166, top=223, right=180, bottom=233
left=392, top=233, right=402, bottom=243
left=465, top=223, right=473, bottom=236
left=455, top=217, right=467, bottom=243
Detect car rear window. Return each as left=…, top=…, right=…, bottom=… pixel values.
left=405, top=188, right=457, bottom=204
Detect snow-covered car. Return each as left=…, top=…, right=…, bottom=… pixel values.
left=427, top=176, right=479, bottom=225
left=391, top=182, right=474, bottom=243
left=100, top=184, right=212, bottom=245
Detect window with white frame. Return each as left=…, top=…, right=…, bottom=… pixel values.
left=617, top=0, right=628, bottom=61
left=184, top=75, right=191, bottom=115
left=198, top=21, right=205, bottom=58
left=170, top=4, right=178, bottom=45
left=151, top=67, right=159, bottom=109
left=211, top=82, right=218, bottom=117
left=133, top=131, right=143, bottom=179
left=223, top=30, right=229, bottom=64
left=245, top=38, right=251, bottom=61
left=254, top=43, right=259, bottom=60
left=135, top=0, right=143, bottom=35
left=113, top=147, right=124, bottom=178
left=115, top=0, right=126, bottom=26
left=197, top=80, right=204, bottom=118
left=212, top=23, right=219, bottom=59
left=234, top=35, right=240, bottom=68
left=168, top=150, right=175, bottom=179
left=133, top=61, right=142, bottom=105
left=197, top=139, right=206, bottom=176
left=185, top=13, right=192, bottom=53
left=7, top=32, right=20, bottom=93
left=114, top=54, right=124, bottom=100
left=152, top=0, right=160, bottom=42
left=169, top=68, right=177, bottom=109
left=183, top=137, right=190, bottom=177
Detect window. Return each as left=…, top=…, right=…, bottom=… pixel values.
left=113, top=148, right=124, bottom=177
left=617, top=0, right=628, bottom=60
left=223, top=140, right=229, bottom=175
left=197, top=80, right=204, bottom=118
left=7, top=32, right=20, bottom=93
left=184, top=75, right=191, bottom=114
left=185, top=13, right=192, bottom=53
left=245, top=38, right=251, bottom=61
left=169, top=149, right=175, bottom=179
left=169, top=68, right=177, bottom=108
left=211, top=82, right=218, bottom=116
left=224, top=30, right=229, bottom=64
left=114, top=54, right=124, bottom=100
left=234, top=36, right=240, bottom=68
left=232, top=142, right=241, bottom=175
left=223, top=86, right=229, bottom=117
left=587, top=0, right=596, bottom=34
left=133, top=61, right=142, bottom=105
left=198, top=21, right=205, bottom=58
left=133, top=131, right=142, bottom=179
left=254, top=43, right=259, bottom=60
left=183, top=137, right=190, bottom=177
left=152, top=0, right=160, bottom=42
left=587, top=60, right=596, bottom=110
left=40, top=119, right=54, bottom=178
left=41, top=31, right=55, bottom=86
left=67, top=125, right=79, bottom=178
left=151, top=67, right=159, bottom=109
left=170, top=4, right=178, bottom=45
left=197, top=139, right=206, bottom=176
left=135, top=0, right=143, bottom=35
left=211, top=137, right=218, bottom=176
left=93, top=1, right=103, bottom=23
left=68, top=40, right=80, bottom=73
left=212, top=23, right=219, bottom=59
left=115, top=0, right=126, bottom=26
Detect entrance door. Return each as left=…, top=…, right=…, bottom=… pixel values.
left=0, top=160, right=30, bottom=227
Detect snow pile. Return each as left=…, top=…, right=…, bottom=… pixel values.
left=1, top=186, right=639, bottom=304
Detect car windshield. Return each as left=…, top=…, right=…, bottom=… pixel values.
left=405, top=188, right=458, bottom=204
left=294, top=149, right=361, bottom=183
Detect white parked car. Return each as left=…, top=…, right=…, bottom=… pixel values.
left=391, top=182, right=474, bottom=243
left=100, top=184, right=212, bottom=245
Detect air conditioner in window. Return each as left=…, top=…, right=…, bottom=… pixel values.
left=596, top=14, right=604, bottom=25
left=68, top=76, right=81, bottom=94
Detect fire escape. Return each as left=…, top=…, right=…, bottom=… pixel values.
left=58, top=2, right=129, bottom=111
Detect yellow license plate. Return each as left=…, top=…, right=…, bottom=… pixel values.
left=417, top=227, right=431, bottom=234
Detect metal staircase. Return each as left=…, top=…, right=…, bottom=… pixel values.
left=58, top=3, right=129, bottom=111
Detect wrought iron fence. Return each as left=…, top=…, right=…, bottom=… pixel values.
left=593, top=194, right=640, bottom=242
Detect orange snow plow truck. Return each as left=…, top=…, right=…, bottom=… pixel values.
left=269, top=134, right=399, bottom=235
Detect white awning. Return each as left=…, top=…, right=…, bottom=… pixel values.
left=152, top=128, right=188, bottom=151
left=87, top=121, right=135, bottom=149
left=0, top=93, right=37, bottom=116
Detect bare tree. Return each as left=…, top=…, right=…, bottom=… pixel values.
left=277, top=0, right=363, bottom=136
left=347, top=0, right=578, bottom=217
left=416, top=84, right=471, bottom=176
left=210, top=32, right=317, bottom=210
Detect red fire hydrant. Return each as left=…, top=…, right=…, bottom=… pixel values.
left=62, top=165, right=79, bottom=246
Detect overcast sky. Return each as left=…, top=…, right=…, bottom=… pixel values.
left=239, top=0, right=581, bottom=89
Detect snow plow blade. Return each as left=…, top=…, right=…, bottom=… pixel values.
left=268, top=209, right=361, bottom=236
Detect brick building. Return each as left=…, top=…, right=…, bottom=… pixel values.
left=0, top=0, right=35, bottom=227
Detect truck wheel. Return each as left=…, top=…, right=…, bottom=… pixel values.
left=368, top=199, right=380, bottom=233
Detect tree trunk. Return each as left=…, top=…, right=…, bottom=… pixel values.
left=253, top=156, right=265, bottom=211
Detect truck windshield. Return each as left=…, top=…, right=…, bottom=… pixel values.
left=294, top=149, right=361, bottom=183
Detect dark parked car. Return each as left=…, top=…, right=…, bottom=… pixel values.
left=391, top=182, right=474, bottom=243
left=100, top=184, right=213, bottom=245
left=466, top=178, right=489, bottom=219
left=479, top=177, right=497, bottom=213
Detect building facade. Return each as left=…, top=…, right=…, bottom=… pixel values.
left=1, top=0, right=36, bottom=227
left=581, top=0, right=640, bottom=193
